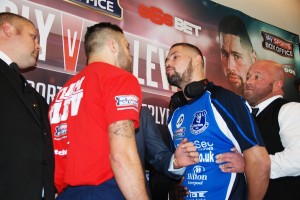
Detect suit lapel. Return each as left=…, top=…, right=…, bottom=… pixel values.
left=0, top=60, right=43, bottom=129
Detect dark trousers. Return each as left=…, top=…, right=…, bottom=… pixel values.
left=56, top=178, right=125, bottom=200
left=264, top=176, right=300, bottom=200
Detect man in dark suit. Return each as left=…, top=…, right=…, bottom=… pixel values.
left=136, top=107, right=199, bottom=199
left=0, top=12, right=55, bottom=200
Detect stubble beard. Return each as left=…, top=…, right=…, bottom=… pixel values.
left=118, top=48, right=132, bottom=73
left=167, top=60, right=193, bottom=89
left=244, top=83, right=273, bottom=106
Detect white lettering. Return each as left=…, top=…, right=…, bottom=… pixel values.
left=49, top=77, right=85, bottom=123
left=146, top=44, right=158, bottom=88
left=142, top=104, right=170, bottom=125
left=174, top=17, right=201, bottom=36
left=35, top=10, right=55, bottom=61
left=54, top=149, right=67, bottom=156
left=199, top=151, right=214, bottom=162
left=67, top=29, right=78, bottom=57
left=87, top=0, right=114, bottom=12
left=132, top=40, right=145, bottom=85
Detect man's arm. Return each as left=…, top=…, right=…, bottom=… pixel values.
left=243, top=146, right=270, bottom=200
left=109, top=120, right=148, bottom=200
left=142, top=107, right=199, bottom=178
left=216, top=103, right=300, bottom=178
left=270, top=102, right=300, bottom=178
left=141, top=107, right=180, bottom=179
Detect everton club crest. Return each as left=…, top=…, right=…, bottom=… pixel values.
left=190, top=110, right=209, bottom=135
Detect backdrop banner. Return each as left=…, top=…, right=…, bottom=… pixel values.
left=1, top=0, right=299, bottom=126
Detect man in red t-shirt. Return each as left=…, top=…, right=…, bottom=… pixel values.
left=49, top=22, right=148, bottom=200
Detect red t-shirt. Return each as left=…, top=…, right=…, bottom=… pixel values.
left=49, top=62, right=142, bottom=193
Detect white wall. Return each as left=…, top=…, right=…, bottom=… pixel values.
left=211, top=0, right=300, bottom=38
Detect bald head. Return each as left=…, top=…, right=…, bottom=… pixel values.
left=251, top=60, right=284, bottom=83
left=244, top=60, right=284, bottom=106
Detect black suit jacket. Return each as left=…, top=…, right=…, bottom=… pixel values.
left=135, top=107, right=181, bottom=180
left=0, top=59, right=55, bottom=200
left=135, top=107, right=181, bottom=199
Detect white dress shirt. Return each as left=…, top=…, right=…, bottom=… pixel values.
left=254, top=95, right=300, bottom=179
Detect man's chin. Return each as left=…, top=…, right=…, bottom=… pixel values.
left=228, top=81, right=240, bottom=89
left=229, top=82, right=244, bottom=94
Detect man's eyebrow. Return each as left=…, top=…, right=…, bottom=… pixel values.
left=165, top=51, right=178, bottom=62
left=231, top=50, right=242, bottom=55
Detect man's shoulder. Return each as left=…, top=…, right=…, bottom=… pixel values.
left=208, top=83, right=242, bottom=101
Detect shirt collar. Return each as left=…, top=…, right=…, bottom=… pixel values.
left=0, top=51, right=13, bottom=65
left=253, top=95, right=283, bottom=115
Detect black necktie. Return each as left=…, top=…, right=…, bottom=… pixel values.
left=252, top=107, right=259, bottom=117
left=10, top=62, right=20, bottom=73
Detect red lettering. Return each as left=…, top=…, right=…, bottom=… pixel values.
left=138, top=4, right=173, bottom=27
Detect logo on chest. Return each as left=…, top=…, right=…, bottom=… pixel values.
left=190, top=110, right=209, bottom=135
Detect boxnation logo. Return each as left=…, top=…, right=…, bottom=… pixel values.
left=138, top=4, right=202, bottom=37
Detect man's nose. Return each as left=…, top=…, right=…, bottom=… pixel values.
left=165, top=59, right=170, bottom=68
left=227, top=55, right=237, bottom=70
left=245, top=77, right=254, bottom=86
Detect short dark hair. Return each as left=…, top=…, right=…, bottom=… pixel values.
left=84, top=22, right=123, bottom=57
left=170, top=43, right=204, bottom=66
left=218, top=15, right=253, bottom=50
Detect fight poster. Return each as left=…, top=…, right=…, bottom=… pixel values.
left=1, top=0, right=299, bottom=127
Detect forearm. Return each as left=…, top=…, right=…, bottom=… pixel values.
left=109, top=120, right=148, bottom=200
left=110, top=152, right=148, bottom=200
left=244, top=147, right=270, bottom=200
left=245, top=164, right=269, bottom=200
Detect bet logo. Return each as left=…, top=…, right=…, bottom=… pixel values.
left=138, top=4, right=173, bottom=26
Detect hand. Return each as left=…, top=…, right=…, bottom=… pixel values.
left=169, top=177, right=189, bottom=200
left=215, top=148, right=245, bottom=173
left=174, top=138, right=199, bottom=168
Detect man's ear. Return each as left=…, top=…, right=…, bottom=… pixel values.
left=1, top=22, right=14, bottom=37
left=273, top=80, right=284, bottom=91
left=251, top=50, right=257, bottom=64
left=108, top=39, right=118, bottom=54
left=192, top=54, right=202, bottom=68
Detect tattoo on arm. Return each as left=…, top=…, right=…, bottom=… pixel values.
left=109, top=120, right=134, bottom=138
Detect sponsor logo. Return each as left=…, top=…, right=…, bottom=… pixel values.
left=138, top=4, right=201, bottom=36
left=282, top=64, right=296, bottom=79
left=176, top=114, right=184, bottom=128
left=194, top=140, right=214, bottom=151
left=54, top=123, right=68, bottom=137
left=261, top=31, right=294, bottom=58
left=54, top=149, right=68, bottom=156
left=64, top=0, right=123, bottom=19
left=193, top=165, right=206, bottom=174
left=190, top=110, right=209, bottom=135
left=115, top=95, right=139, bottom=110
left=188, top=190, right=208, bottom=198
left=187, top=165, right=207, bottom=181
left=187, top=165, right=207, bottom=187
left=199, top=151, right=214, bottom=163
left=173, top=127, right=186, bottom=139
